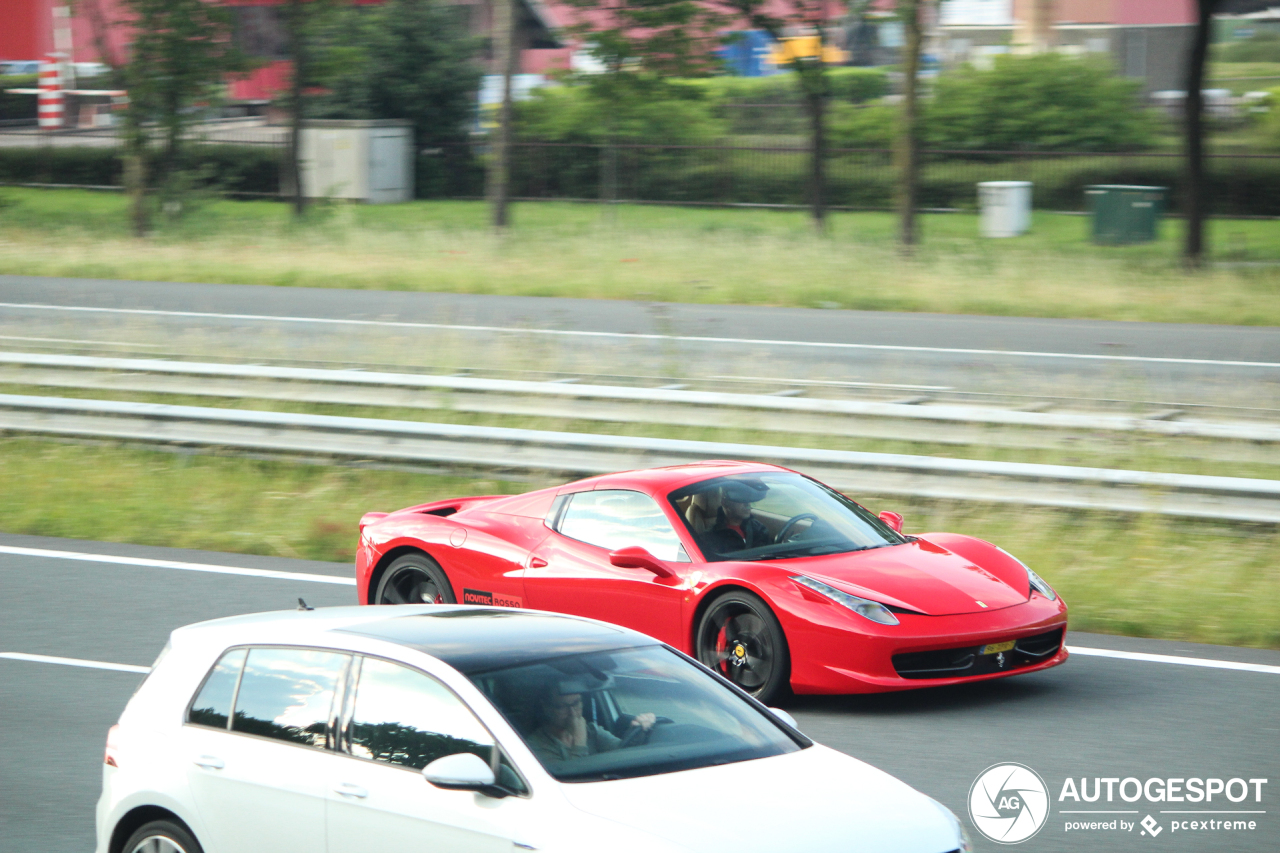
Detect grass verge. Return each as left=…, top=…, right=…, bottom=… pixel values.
left=1, top=189, right=1278, bottom=325
left=1, top=436, right=1276, bottom=649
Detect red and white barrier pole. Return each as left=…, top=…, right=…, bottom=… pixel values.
left=38, top=53, right=65, bottom=129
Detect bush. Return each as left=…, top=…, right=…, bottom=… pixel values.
left=0, top=74, right=37, bottom=121
left=1214, top=33, right=1280, bottom=64
left=514, top=78, right=725, bottom=144
left=0, top=144, right=281, bottom=194
left=925, top=53, right=1160, bottom=151
left=685, top=68, right=890, bottom=105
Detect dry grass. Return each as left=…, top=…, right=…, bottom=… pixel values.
left=1, top=190, right=1277, bottom=325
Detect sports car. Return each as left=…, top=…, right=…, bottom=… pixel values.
left=356, top=461, right=1068, bottom=704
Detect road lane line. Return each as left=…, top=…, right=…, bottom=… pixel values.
left=2, top=303, right=1275, bottom=368
left=0, top=545, right=355, bottom=586
left=0, top=652, right=150, bottom=674
left=1067, top=645, right=1280, bottom=675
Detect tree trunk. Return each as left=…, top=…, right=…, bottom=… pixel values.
left=286, top=0, right=306, bottom=217
left=489, top=0, right=517, bottom=229
left=1183, top=0, right=1216, bottom=268
left=896, top=0, right=923, bottom=252
left=806, top=82, right=826, bottom=233
left=124, top=148, right=149, bottom=237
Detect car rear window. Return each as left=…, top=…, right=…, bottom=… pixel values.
left=230, top=648, right=349, bottom=748
left=187, top=648, right=247, bottom=729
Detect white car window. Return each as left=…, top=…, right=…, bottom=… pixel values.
left=231, top=647, right=349, bottom=748
left=349, top=657, right=494, bottom=771
left=187, top=647, right=247, bottom=729
left=558, top=490, right=689, bottom=562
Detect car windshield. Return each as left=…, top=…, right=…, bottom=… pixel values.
left=467, top=645, right=805, bottom=782
left=668, top=472, right=907, bottom=562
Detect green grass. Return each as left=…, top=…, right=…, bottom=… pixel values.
left=1, top=189, right=1278, bottom=325
left=0, top=436, right=1275, bottom=649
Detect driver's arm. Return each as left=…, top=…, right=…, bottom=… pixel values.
left=589, top=722, right=624, bottom=753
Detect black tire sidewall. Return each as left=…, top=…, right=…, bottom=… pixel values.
left=121, top=819, right=203, bottom=853
left=696, top=590, right=790, bottom=705
left=376, top=553, right=457, bottom=605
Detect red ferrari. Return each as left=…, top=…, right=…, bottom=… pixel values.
left=355, top=461, right=1068, bottom=703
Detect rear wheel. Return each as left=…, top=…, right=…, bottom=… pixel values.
left=375, top=553, right=456, bottom=605
left=695, top=590, right=790, bottom=705
left=122, top=820, right=203, bottom=853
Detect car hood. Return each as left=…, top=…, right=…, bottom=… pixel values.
left=783, top=538, right=1028, bottom=616
left=558, top=745, right=959, bottom=853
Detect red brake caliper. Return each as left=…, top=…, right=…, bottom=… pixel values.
left=715, top=625, right=729, bottom=675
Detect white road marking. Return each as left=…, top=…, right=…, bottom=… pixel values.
left=2, top=303, right=1276, bottom=368
left=0, top=334, right=161, bottom=347
left=1067, top=645, right=1280, bottom=675
left=0, top=652, right=150, bottom=674
left=0, top=545, right=356, bottom=586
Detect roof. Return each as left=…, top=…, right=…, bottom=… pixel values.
left=177, top=605, right=658, bottom=675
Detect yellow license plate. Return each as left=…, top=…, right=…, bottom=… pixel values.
left=981, top=641, right=1016, bottom=655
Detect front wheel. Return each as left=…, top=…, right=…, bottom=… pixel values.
left=122, top=820, right=204, bottom=853
left=375, top=553, right=456, bottom=605
left=695, top=590, right=790, bottom=705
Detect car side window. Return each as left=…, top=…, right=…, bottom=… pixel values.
left=556, top=490, right=689, bottom=562
left=230, top=647, right=349, bottom=748
left=348, top=657, right=496, bottom=772
left=187, top=647, right=247, bottom=729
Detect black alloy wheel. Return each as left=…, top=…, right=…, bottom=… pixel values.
left=375, top=553, right=457, bottom=605
left=695, top=590, right=790, bottom=705
left=122, top=820, right=204, bottom=853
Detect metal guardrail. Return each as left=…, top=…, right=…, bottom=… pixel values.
left=1, top=393, right=1277, bottom=523
left=2, top=352, right=1277, bottom=446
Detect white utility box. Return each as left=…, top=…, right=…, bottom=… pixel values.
left=299, top=119, right=413, bottom=203
left=977, top=180, right=1032, bottom=237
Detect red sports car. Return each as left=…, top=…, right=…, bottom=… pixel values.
left=355, top=461, right=1068, bottom=703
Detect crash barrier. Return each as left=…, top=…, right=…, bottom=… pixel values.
left=1, top=392, right=1277, bottom=523
left=0, top=352, right=1276, bottom=450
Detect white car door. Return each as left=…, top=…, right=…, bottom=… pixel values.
left=182, top=646, right=350, bottom=853
left=326, top=656, right=522, bottom=853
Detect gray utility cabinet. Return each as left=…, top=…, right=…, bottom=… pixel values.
left=299, top=120, right=414, bottom=203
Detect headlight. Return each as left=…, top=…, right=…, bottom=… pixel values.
left=1000, top=548, right=1057, bottom=601
left=927, top=798, right=973, bottom=853
left=791, top=575, right=899, bottom=625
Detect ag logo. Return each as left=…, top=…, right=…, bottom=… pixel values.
left=969, top=763, right=1051, bottom=844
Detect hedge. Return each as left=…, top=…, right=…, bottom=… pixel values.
left=4, top=142, right=1278, bottom=216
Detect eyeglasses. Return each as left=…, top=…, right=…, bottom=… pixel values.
left=551, top=697, right=583, bottom=711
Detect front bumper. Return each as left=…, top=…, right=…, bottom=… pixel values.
left=784, top=592, right=1069, bottom=694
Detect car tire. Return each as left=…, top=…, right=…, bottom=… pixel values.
left=695, top=590, right=790, bottom=705
left=121, top=819, right=204, bottom=853
left=375, top=552, right=457, bottom=605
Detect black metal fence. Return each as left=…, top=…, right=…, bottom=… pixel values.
left=5, top=127, right=1280, bottom=216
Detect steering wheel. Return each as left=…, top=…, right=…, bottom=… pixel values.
left=776, top=513, right=819, bottom=543
left=618, top=716, right=672, bottom=747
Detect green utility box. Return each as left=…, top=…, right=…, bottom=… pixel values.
left=1085, top=185, right=1167, bottom=244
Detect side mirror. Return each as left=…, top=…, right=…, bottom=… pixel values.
left=878, top=511, right=904, bottom=533
left=767, top=707, right=800, bottom=731
left=423, top=752, right=496, bottom=793
left=608, top=546, right=675, bottom=578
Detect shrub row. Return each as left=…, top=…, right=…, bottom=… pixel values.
left=5, top=143, right=1278, bottom=217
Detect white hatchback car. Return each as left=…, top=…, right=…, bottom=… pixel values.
left=97, top=605, right=971, bottom=853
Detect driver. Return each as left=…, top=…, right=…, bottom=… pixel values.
left=701, top=480, right=772, bottom=554
left=527, top=685, right=656, bottom=762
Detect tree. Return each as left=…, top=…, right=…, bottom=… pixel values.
left=714, top=0, right=844, bottom=232
left=559, top=0, right=725, bottom=213
left=80, top=0, right=245, bottom=235
left=896, top=0, right=924, bottom=251
left=1185, top=0, right=1272, bottom=267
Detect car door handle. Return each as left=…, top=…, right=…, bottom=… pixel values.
left=528, top=557, right=548, bottom=568
left=193, top=756, right=225, bottom=770
left=334, top=783, right=369, bottom=799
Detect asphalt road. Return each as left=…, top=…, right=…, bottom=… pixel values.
left=1, top=533, right=1276, bottom=853
left=2, top=275, right=1278, bottom=411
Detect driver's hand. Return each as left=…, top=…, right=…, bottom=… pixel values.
left=630, top=712, right=657, bottom=731
left=570, top=713, right=588, bottom=746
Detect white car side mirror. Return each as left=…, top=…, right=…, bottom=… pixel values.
left=422, top=752, right=496, bottom=791
left=768, top=707, right=800, bottom=730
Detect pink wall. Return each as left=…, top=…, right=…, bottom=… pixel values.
left=1114, top=0, right=1194, bottom=26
